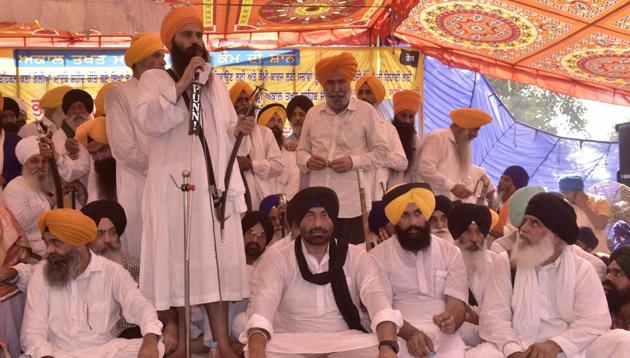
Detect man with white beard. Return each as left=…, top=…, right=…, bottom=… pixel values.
left=468, top=192, right=611, bottom=358
left=18, top=86, right=71, bottom=138
left=429, top=195, right=455, bottom=244
left=447, top=203, right=497, bottom=347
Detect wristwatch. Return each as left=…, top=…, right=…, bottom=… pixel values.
left=378, top=340, right=400, bottom=353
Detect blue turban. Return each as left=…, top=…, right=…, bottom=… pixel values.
left=559, top=175, right=584, bottom=192
left=612, top=220, right=630, bottom=251
left=502, top=165, right=529, bottom=189
left=368, top=201, right=388, bottom=235
left=259, top=194, right=281, bottom=215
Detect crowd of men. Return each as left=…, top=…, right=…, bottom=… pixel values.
left=1, top=6, right=630, bottom=358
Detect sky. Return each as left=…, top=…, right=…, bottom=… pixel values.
left=579, top=99, right=630, bottom=142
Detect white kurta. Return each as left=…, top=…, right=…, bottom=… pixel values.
left=296, top=98, right=390, bottom=218
left=136, top=69, right=250, bottom=310
left=372, top=120, right=408, bottom=201
left=21, top=254, right=163, bottom=358
left=477, top=248, right=611, bottom=358
left=105, top=78, right=148, bottom=258
left=418, top=127, right=474, bottom=200
left=244, top=239, right=403, bottom=354
left=52, top=128, right=91, bottom=183
left=277, top=148, right=300, bottom=200
left=370, top=234, right=469, bottom=357
left=0, top=176, right=49, bottom=257
left=18, top=118, right=57, bottom=138
left=243, top=125, right=283, bottom=209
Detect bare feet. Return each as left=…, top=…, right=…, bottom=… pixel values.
left=162, top=321, right=179, bottom=356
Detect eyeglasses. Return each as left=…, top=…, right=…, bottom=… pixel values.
left=246, top=230, right=267, bottom=240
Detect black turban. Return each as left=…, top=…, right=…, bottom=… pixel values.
left=368, top=201, right=388, bottom=235
left=447, top=203, right=492, bottom=239
left=291, top=187, right=339, bottom=224
left=435, top=195, right=454, bottom=216
left=610, top=245, right=630, bottom=278
left=286, top=95, right=314, bottom=119
left=524, top=192, right=578, bottom=244
left=241, top=211, right=274, bottom=244
left=62, top=89, right=94, bottom=114
left=80, top=199, right=127, bottom=236
left=2, top=97, right=20, bottom=118
left=578, top=226, right=599, bottom=250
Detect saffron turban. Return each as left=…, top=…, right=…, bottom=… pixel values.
left=286, top=95, right=314, bottom=119
left=0, top=90, right=3, bottom=112
left=450, top=108, right=492, bottom=129
left=315, top=52, right=358, bottom=85
left=368, top=201, right=388, bottom=235
left=241, top=211, right=274, bottom=243
left=355, top=75, right=386, bottom=104
left=125, top=32, right=165, bottom=68
left=524, top=192, right=578, bottom=244
left=447, top=203, right=492, bottom=239
left=610, top=245, right=630, bottom=278
left=15, top=136, right=40, bottom=165
left=94, top=83, right=115, bottom=117
left=383, top=182, right=435, bottom=226
left=393, top=90, right=421, bottom=115
left=38, top=209, right=97, bottom=246
left=229, top=81, right=254, bottom=105
left=559, top=175, right=584, bottom=191
left=490, top=209, right=499, bottom=229
left=40, top=86, right=72, bottom=109
left=160, top=6, right=203, bottom=47
left=291, top=187, right=339, bottom=224
left=258, top=103, right=287, bottom=127
left=62, top=89, right=94, bottom=115
left=259, top=194, right=280, bottom=215
left=502, top=165, right=529, bottom=190
left=76, top=116, right=108, bottom=149
left=508, top=186, right=545, bottom=227
left=434, top=195, right=454, bottom=216
left=3, top=97, right=20, bottom=118
left=81, top=200, right=127, bottom=236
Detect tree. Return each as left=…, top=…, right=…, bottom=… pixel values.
left=487, top=78, right=588, bottom=137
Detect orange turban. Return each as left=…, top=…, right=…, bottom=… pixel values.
left=38, top=209, right=97, bottom=246
left=229, top=81, right=254, bottom=105
left=125, top=33, right=165, bottom=68
left=490, top=209, right=499, bottom=229
left=450, top=108, right=492, bottom=129
left=76, top=116, right=108, bottom=149
left=160, top=7, right=203, bottom=47
left=40, top=86, right=72, bottom=110
left=393, top=90, right=421, bottom=115
left=355, top=75, right=386, bottom=104
left=315, top=52, right=358, bottom=86
left=94, top=83, right=115, bottom=117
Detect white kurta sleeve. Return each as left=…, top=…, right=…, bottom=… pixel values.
left=278, top=151, right=300, bottom=200
left=418, top=134, right=455, bottom=194
left=1, top=184, right=49, bottom=233
left=12, top=262, right=36, bottom=292
left=55, top=149, right=90, bottom=182
left=136, top=69, right=188, bottom=136
left=105, top=85, right=148, bottom=176
left=550, top=261, right=611, bottom=356
left=20, top=265, right=56, bottom=358
left=112, top=264, right=163, bottom=336
left=250, top=126, right=284, bottom=180
left=348, top=111, right=391, bottom=171
left=245, top=248, right=286, bottom=337
left=479, top=252, right=524, bottom=356
left=444, top=247, right=469, bottom=303
left=295, top=112, right=314, bottom=174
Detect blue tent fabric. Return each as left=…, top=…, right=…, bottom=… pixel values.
left=418, top=55, right=619, bottom=191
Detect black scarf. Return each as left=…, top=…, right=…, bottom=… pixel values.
left=294, top=236, right=367, bottom=332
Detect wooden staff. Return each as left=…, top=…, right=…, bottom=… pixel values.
left=356, top=170, right=372, bottom=251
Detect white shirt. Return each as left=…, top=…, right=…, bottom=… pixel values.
left=370, top=234, right=468, bottom=328
left=105, top=78, right=148, bottom=258
left=0, top=176, right=49, bottom=256
left=21, top=253, right=162, bottom=357
left=373, top=119, right=408, bottom=200
left=52, top=128, right=90, bottom=183
left=277, top=148, right=300, bottom=200
left=466, top=250, right=497, bottom=306
left=296, top=98, right=390, bottom=218
left=245, top=239, right=403, bottom=353
left=479, top=249, right=611, bottom=357
left=243, top=125, right=283, bottom=209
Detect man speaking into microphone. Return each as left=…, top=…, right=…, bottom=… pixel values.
left=136, top=6, right=255, bottom=357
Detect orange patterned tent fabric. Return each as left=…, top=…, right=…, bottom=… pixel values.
left=395, top=0, right=630, bottom=106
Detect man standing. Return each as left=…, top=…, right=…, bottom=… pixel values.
left=560, top=175, right=611, bottom=253
left=470, top=193, right=611, bottom=357
left=1, top=96, right=22, bottom=135
left=105, top=32, right=166, bottom=258
left=76, top=116, right=116, bottom=202
left=370, top=183, right=469, bottom=357
left=20, top=209, right=163, bottom=357
left=388, top=89, right=422, bottom=187
left=244, top=187, right=402, bottom=357
left=492, top=165, right=529, bottom=238
left=136, top=7, right=253, bottom=357
left=418, top=108, right=492, bottom=200
left=297, top=52, right=390, bottom=244
left=0, top=93, right=22, bottom=188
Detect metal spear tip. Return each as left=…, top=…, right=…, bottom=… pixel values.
left=182, top=170, right=191, bottom=178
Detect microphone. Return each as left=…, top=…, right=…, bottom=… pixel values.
left=193, top=49, right=204, bottom=83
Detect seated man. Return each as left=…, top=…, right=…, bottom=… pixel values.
left=368, top=201, right=395, bottom=245
left=244, top=187, right=403, bottom=357
left=371, top=183, right=468, bottom=358
left=470, top=193, right=611, bottom=358
left=242, top=211, right=274, bottom=267
left=20, top=209, right=163, bottom=357
left=259, top=194, right=288, bottom=245
left=604, top=246, right=630, bottom=329
left=577, top=226, right=599, bottom=254
left=429, top=195, right=454, bottom=244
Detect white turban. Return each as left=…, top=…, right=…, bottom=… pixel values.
left=15, top=136, right=40, bottom=165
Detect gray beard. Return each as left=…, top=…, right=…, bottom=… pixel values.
left=23, top=170, right=50, bottom=194
left=510, top=231, right=555, bottom=269
left=456, top=140, right=472, bottom=173
left=432, top=229, right=454, bottom=244
left=44, top=251, right=80, bottom=288
left=459, top=246, right=488, bottom=278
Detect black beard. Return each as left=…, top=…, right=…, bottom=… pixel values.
left=170, top=41, right=209, bottom=77
left=301, top=227, right=331, bottom=246
left=45, top=251, right=79, bottom=288
left=604, top=280, right=630, bottom=312
left=271, top=127, right=284, bottom=147
left=245, top=242, right=264, bottom=259
left=392, top=118, right=416, bottom=170
left=396, top=224, right=431, bottom=253
left=94, top=157, right=117, bottom=200
left=3, top=122, right=19, bottom=134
